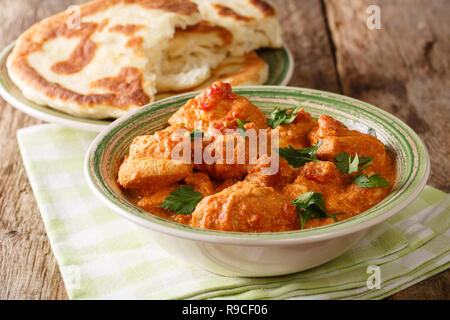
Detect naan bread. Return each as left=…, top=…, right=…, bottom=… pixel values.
left=7, top=0, right=201, bottom=119
left=156, top=21, right=233, bottom=92
left=192, top=0, right=283, bottom=56
left=155, top=51, right=268, bottom=100
left=156, top=0, right=281, bottom=93
left=7, top=0, right=283, bottom=119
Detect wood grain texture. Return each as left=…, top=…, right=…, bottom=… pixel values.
left=275, top=0, right=341, bottom=92
left=324, top=0, right=450, bottom=193
left=0, top=0, right=448, bottom=300
left=322, top=0, right=450, bottom=299
left=0, top=0, right=85, bottom=301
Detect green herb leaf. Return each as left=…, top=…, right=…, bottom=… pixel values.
left=160, top=186, right=203, bottom=214
left=334, top=152, right=373, bottom=174
left=291, top=191, right=341, bottom=229
left=277, top=141, right=322, bottom=168
left=190, top=129, right=204, bottom=141
left=334, top=152, right=387, bottom=188
left=352, top=174, right=390, bottom=188
left=236, top=118, right=251, bottom=137
left=267, top=105, right=302, bottom=129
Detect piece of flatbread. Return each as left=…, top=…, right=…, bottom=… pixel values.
left=192, top=0, right=283, bottom=56
left=155, top=51, right=268, bottom=100
left=156, top=21, right=233, bottom=92
left=7, top=0, right=201, bottom=119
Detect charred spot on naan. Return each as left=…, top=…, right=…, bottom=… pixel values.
left=175, top=21, right=234, bottom=47
left=212, top=0, right=276, bottom=21
left=249, top=0, right=276, bottom=16
left=90, top=67, right=151, bottom=108
left=84, top=0, right=200, bottom=17
left=125, top=37, right=145, bottom=54
left=108, top=24, right=145, bottom=35
left=49, top=21, right=107, bottom=75
left=213, top=4, right=254, bottom=22
left=136, top=0, right=199, bottom=15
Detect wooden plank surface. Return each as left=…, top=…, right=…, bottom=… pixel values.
left=323, top=0, right=450, bottom=299
left=324, top=0, right=450, bottom=193
left=0, top=0, right=86, bottom=300
left=0, top=0, right=448, bottom=300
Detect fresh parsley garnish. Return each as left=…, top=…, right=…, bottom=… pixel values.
left=277, top=141, right=322, bottom=168
left=190, top=129, right=204, bottom=141
left=334, top=152, right=389, bottom=188
left=159, top=186, right=203, bottom=214
left=267, top=105, right=302, bottom=129
left=292, top=192, right=340, bottom=229
left=352, top=174, right=390, bottom=188
left=334, top=152, right=373, bottom=174
left=236, top=118, right=251, bottom=137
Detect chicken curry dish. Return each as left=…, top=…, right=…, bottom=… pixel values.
left=118, top=81, right=396, bottom=232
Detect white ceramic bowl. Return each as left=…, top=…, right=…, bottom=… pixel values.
left=85, top=86, right=429, bottom=277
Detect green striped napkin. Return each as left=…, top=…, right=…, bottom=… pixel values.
left=17, top=124, right=450, bottom=300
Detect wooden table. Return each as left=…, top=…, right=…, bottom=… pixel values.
left=0, top=0, right=449, bottom=300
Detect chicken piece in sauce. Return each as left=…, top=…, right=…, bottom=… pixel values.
left=309, top=115, right=387, bottom=171
left=191, top=181, right=300, bottom=232
left=117, top=125, right=194, bottom=191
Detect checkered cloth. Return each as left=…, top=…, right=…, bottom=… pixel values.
left=17, top=124, right=450, bottom=299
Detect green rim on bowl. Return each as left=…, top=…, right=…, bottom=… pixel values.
left=0, top=42, right=294, bottom=132
left=85, top=86, right=429, bottom=244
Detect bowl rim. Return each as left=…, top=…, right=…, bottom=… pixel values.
left=84, top=85, right=430, bottom=246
